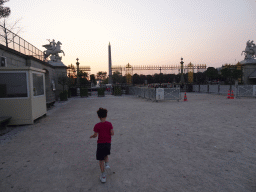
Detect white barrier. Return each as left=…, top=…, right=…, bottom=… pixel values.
left=145, top=88, right=156, bottom=100
left=164, top=88, right=181, bottom=101
left=192, top=84, right=256, bottom=97
left=200, top=85, right=208, bottom=93
left=219, top=85, right=230, bottom=95
left=237, top=85, right=254, bottom=97
left=156, top=88, right=164, bottom=100
left=209, top=85, right=218, bottom=93
left=193, top=85, right=199, bottom=92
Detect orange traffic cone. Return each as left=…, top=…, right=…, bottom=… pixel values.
left=230, top=90, right=234, bottom=99
left=227, top=90, right=230, bottom=99
left=184, top=92, right=187, bottom=101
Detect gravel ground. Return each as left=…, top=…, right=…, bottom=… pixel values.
left=0, top=93, right=256, bottom=192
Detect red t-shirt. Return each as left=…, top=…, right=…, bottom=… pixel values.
left=93, top=121, right=113, bottom=143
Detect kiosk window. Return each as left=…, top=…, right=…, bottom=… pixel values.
left=0, top=73, right=28, bottom=98
left=33, top=73, right=44, bottom=96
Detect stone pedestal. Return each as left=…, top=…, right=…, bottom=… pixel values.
left=48, top=61, right=66, bottom=67
left=240, top=59, right=256, bottom=84
left=48, top=61, right=68, bottom=99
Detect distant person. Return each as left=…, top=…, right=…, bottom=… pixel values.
left=90, top=108, right=114, bottom=183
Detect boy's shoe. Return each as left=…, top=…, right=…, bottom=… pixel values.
left=105, top=164, right=110, bottom=169
left=100, top=174, right=106, bottom=183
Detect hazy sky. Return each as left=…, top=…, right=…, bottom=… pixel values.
left=3, top=0, right=256, bottom=75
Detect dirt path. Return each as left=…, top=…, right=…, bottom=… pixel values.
left=0, top=93, right=255, bottom=192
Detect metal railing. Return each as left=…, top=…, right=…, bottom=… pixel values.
left=237, top=85, right=255, bottom=97
left=164, top=88, right=181, bottom=101
left=0, top=24, right=46, bottom=61
left=192, top=84, right=256, bottom=97
left=129, top=87, right=181, bottom=101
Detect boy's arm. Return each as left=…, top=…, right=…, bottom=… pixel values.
left=110, top=129, right=114, bottom=136
left=90, top=132, right=98, bottom=138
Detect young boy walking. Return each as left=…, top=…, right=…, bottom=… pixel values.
left=90, top=108, right=114, bottom=183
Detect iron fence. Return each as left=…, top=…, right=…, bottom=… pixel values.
left=0, top=24, right=46, bottom=61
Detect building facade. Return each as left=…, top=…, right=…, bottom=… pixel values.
left=0, top=44, right=67, bottom=125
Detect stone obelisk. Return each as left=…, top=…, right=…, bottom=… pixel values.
left=108, top=42, right=112, bottom=84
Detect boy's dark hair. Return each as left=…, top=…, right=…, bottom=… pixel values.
left=97, top=108, right=107, bottom=118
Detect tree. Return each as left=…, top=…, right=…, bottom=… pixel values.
left=153, top=73, right=160, bottom=83
left=194, top=72, right=206, bottom=84
left=184, top=73, right=188, bottom=84
left=232, top=69, right=242, bottom=82
left=174, top=74, right=180, bottom=83
left=0, top=18, right=23, bottom=47
left=67, top=77, right=75, bottom=89
left=67, top=64, right=76, bottom=78
left=78, top=71, right=88, bottom=79
left=146, top=75, right=153, bottom=84
left=139, top=74, right=146, bottom=84
left=58, top=75, right=69, bottom=92
left=221, top=67, right=232, bottom=84
left=80, top=77, right=89, bottom=88
left=96, top=71, right=107, bottom=80
left=90, top=74, right=96, bottom=86
left=205, top=67, right=219, bottom=81
left=123, top=74, right=129, bottom=84
left=112, top=71, right=122, bottom=84
left=166, top=74, right=175, bottom=83
left=221, top=65, right=243, bottom=84
left=102, top=77, right=109, bottom=84
left=132, top=73, right=140, bottom=84
left=0, top=0, right=10, bottom=19
left=77, top=71, right=89, bottom=87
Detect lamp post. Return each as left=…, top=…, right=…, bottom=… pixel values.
left=76, top=58, right=80, bottom=95
left=180, top=57, right=185, bottom=85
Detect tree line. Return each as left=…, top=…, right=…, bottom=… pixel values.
left=103, top=64, right=243, bottom=85
left=63, top=63, right=243, bottom=89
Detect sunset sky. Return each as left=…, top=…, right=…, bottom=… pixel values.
left=3, top=0, right=256, bottom=75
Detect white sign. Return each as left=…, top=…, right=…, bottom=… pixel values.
left=156, top=88, right=164, bottom=100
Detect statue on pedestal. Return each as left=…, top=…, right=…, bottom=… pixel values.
left=43, top=39, right=65, bottom=62
left=241, top=40, right=256, bottom=60
left=240, top=40, right=256, bottom=84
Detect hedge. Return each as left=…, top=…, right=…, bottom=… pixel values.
left=98, top=88, right=105, bottom=97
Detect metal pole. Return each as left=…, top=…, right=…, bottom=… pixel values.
left=24, top=40, right=26, bottom=55
left=180, top=57, right=185, bottom=84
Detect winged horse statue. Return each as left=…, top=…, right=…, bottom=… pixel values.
left=241, top=40, right=256, bottom=60
left=43, top=39, right=65, bottom=62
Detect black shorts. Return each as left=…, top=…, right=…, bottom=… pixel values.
left=96, top=143, right=111, bottom=160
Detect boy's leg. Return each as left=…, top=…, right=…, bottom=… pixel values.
left=99, top=160, right=105, bottom=173
left=99, top=160, right=106, bottom=183
left=104, top=155, right=111, bottom=169
left=104, top=156, right=109, bottom=163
